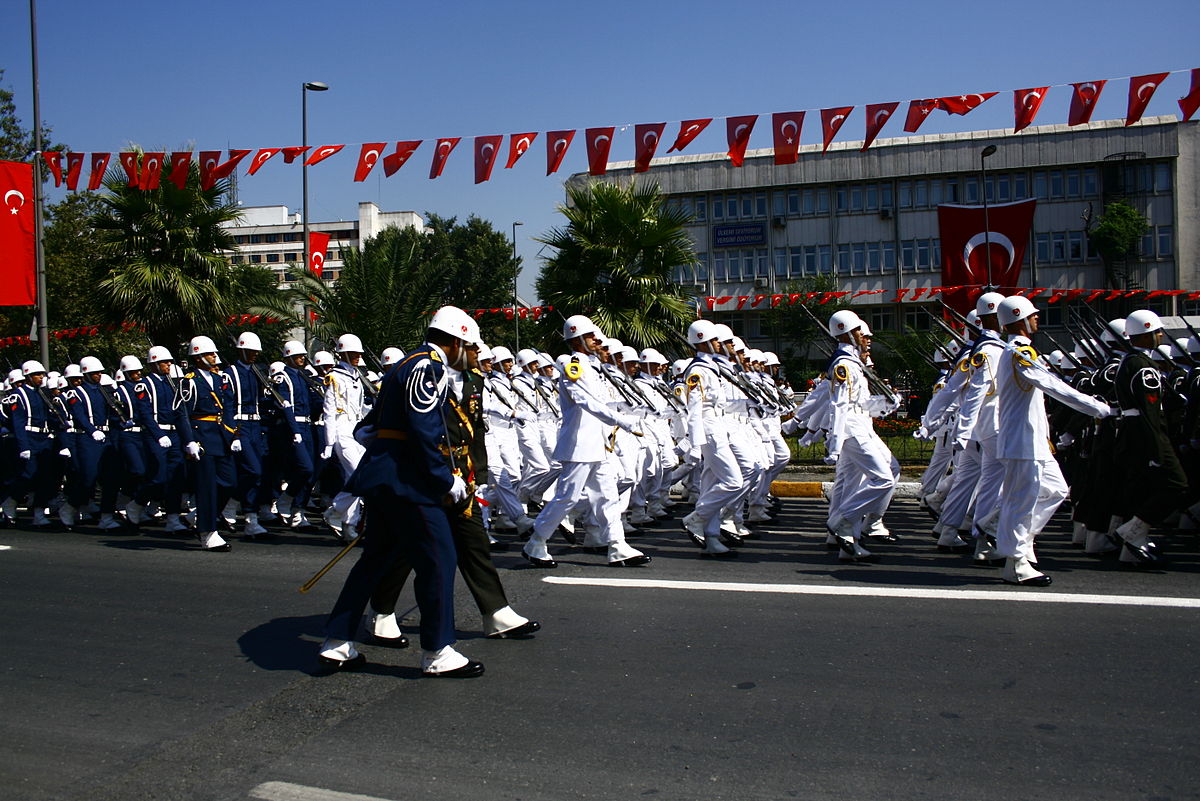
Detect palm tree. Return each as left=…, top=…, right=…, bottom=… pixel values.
left=93, top=152, right=243, bottom=346
left=535, top=180, right=697, bottom=351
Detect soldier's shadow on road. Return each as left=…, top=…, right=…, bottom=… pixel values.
left=794, top=566, right=998, bottom=586
left=237, top=613, right=427, bottom=679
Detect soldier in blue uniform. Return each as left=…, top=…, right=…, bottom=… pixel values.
left=272, top=340, right=318, bottom=530
left=112, top=356, right=150, bottom=524
left=227, top=332, right=271, bottom=538
left=1, top=360, right=60, bottom=529
left=317, top=306, right=483, bottom=678
left=136, top=346, right=190, bottom=533
left=177, top=336, right=237, bottom=552
left=60, top=357, right=122, bottom=530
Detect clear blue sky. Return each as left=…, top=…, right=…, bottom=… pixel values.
left=2, top=0, right=1196, bottom=302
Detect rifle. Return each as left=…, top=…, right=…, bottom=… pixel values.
left=792, top=301, right=894, bottom=397
left=1040, top=328, right=1087, bottom=371
left=220, top=325, right=291, bottom=409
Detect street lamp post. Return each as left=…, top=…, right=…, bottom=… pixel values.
left=512, top=221, right=523, bottom=349
left=980, top=144, right=998, bottom=289
left=301, top=81, right=328, bottom=278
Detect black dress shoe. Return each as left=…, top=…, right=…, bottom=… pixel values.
left=559, top=525, right=578, bottom=545
left=720, top=531, right=744, bottom=547
left=700, top=549, right=739, bottom=559
left=425, top=660, right=485, bottom=678
left=683, top=528, right=704, bottom=548
left=1003, top=574, right=1053, bottom=587
left=1123, top=540, right=1163, bottom=564
left=317, top=653, right=367, bottom=671
left=487, top=620, right=541, bottom=639
left=866, top=533, right=899, bottom=544
left=522, top=551, right=557, bottom=569
left=608, top=554, right=651, bottom=567
left=369, top=633, right=410, bottom=648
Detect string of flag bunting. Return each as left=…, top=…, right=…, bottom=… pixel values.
left=704, top=286, right=1200, bottom=312
left=37, top=69, right=1200, bottom=191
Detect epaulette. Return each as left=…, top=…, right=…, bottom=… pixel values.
left=833, top=364, right=850, bottom=382
left=565, top=358, right=583, bottom=382
left=971, top=352, right=987, bottom=368
left=184, top=372, right=195, bottom=380
left=1014, top=344, right=1039, bottom=367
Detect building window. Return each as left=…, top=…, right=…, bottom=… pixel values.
left=1066, top=169, right=1081, bottom=198
left=800, top=190, right=813, bottom=215
left=941, top=179, right=957, bottom=204
left=1082, top=168, right=1097, bottom=197
left=803, top=246, right=817, bottom=276
left=850, top=185, right=863, bottom=212
left=1052, top=232, right=1066, bottom=262
left=901, top=240, right=915, bottom=270
left=711, top=197, right=723, bottom=220
left=789, top=190, right=802, bottom=215
left=741, top=194, right=754, bottom=218
left=867, top=242, right=882, bottom=274
left=916, top=239, right=931, bottom=270
left=696, top=253, right=709, bottom=280
left=774, top=248, right=787, bottom=277
left=694, top=198, right=707, bottom=222
left=996, top=174, right=1011, bottom=202
left=265, top=233, right=279, bottom=243
left=1013, top=174, right=1027, bottom=199
left=881, top=185, right=894, bottom=208
left=1049, top=171, right=1064, bottom=198
left=836, top=244, right=851, bottom=275
left=713, top=252, right=725, bottom=281
left=1154, top=163, right=1172, bottom=192
left=819, top=245, right=832, bottom=273
left=1033, top=172, right=1047, bottom=199
left=727, top=252, right=741, bottom=281
left=1068, top=231, right=1084, bottom=262
left=1035, top=233, right=1050, bottom=264
left=904, top=308, right=930, bottom=331
left=883, top=242, right=896, bottom=273
left=898, top=181, right=912, bottom=208
left=755, top=248, right=769, bottom=278
left=1158, top=225, right=1173, bottom=257
left=755, top=193, right=767, bottom=217
left=851, top=243, right=866, bottom=275
left=266, top=253, right=280, bottom=263
left=230, top=255, right=243, bottom=264
left=773, top=194, right=785, bottom=217
left=249, top=254, right=261, bottom=264
left=964, top=177, right=979, bottom=204
left=727, top=196, right=738, bottom=219
left=250, top=234, right=262, bottom=244
left=816, top=189, right=830, bottom=214
left=929, top=180, right=943, bottom=207
left=836, top=187, right=848, bottom=212
left=870, top=308, right=894, bottom=333
left=866, top=185, right=878, bottom=211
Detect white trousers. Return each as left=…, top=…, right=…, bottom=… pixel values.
left=485, top=425, right=524, bottom=522
left=528, top=459, right=639, bottom=560
left=833, top=432, right=896, bottom=529
left=994, top=457, right=1069, bottom=560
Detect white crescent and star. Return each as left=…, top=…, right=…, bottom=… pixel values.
left=364, top=149, right=380, bottom=166
left=964, top=231, right=1016, bottom=272
left=642, top=131, right=658, bottom=147
left=1078, top=83, right=1098, bottom=101
left=480, top=143, right=495, bottom=164
left=438, top=141, right=452, bottom=155
left=734, top=124, right=750, bottom=139
left=1137, top=82, right=1157, bottom=101
left=252, top=151, right=274, bottom=169
left=874, top=109, right=891, bottom=125
left=1023, top=91, right=1042, bottom=109
left=780, top=120, right=798, bottom=143
left=316, top=146, right=339, bottom=159
left=684, top=124, right=700, bottom=137
left=554, top=139, right=568, bottom=154
left=516, top=136, right=532, bottom=153
left=593, top=134, right=610, bottom=148
left=830, top=114, right=846, bottom=128
left=4, top=189, right=25, bottom=213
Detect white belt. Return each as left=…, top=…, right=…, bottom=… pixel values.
left=24, top=425, right=49, bottom=433
left=234, top=413, right=261, bottom=421
left=124, top=426, right=142, bottom=433
left=1120, top=409, right=1141, bottom=417
left=294, top=415, right=310, bottom=423
left=157, top=423, right=175, bottom=431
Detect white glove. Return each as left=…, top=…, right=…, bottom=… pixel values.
left=157, top=436, right=171, bottom=449
left=448, top=474, right=469, bottom=504
left=184, top=441, right=201, bottom=460
left=91, top=430, right=106, bottom=442
left=230, top=439, right=243, bottom=453
left=823, top=452, right=840, bottom=465
left=18, top=450, right=31, bottom=460
left=58, top=448, right=71, bottom=458
left=321, top=445, right=333, bottom=460
left=281, top=400, right=292, bottom=409
left=798, top=430, right=822, bottom=447
left=293, top=433, right=303, bottom=444
left=1055, top=433, right=1075, bottom=449
left=913, top=425, right=932, bottom=441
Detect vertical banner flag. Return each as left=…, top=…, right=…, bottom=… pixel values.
left=139, top=152, right=165, bottom=190
left=118, top=152, right=140, bottom=186
left=771, top=112, right=804, bottom=165
left=1180, top=69, right=1200, bottom=122
left=383, top=141, right=422, bottom=176
left=308, top=231, right=331, bottom=277
left=505, top=133, right=537, bottom=169
left=0, top=161, right=36, bottom=305
left=903, top=99, right=939, bottom=132
left=667, top=119, right=711, bottom=153
left=820, top=107, right=853, bottom=152
left=545, top=130, right=575, bottom=175
left=64, top=152, right=84, bottom=190
left=1068, top=80, right=1105, bottom=125
left=585, top=127, right=615, bottom=176
left=1013, top=87, right=1049, bottom=132
left=247, top=148, right=281, bottom=176
left=633, top=122, right=666, bottom=173
left=42, top=152, right=63, bottom=187
left=938, top=198, right=1037, bottom=314
left=1126, top=72, right=1169, bottom=126
left=353, top=143, right=386, bottom=182
left=474, top=135, right=503, bottom=183
left=726, top=115, right=757, bottom=167
left=87, top=152, right=111, bottom=191
left=168, top=151, right=192, bottom=190
left=429, top=138, right=460, bottom=179
left=862, top=102, right=899, bottom=151
left=304, top=145, right=344, bottom=166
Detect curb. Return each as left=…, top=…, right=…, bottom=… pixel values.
left=771, top=481, right=922, bottom=499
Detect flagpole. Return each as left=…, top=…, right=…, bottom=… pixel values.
left=29, top=0, right=49, bottom=366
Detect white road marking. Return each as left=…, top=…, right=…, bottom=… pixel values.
left=0, top=545, right=11, bottom=550
left=541, top=576, right=1200, bottom=609
left=249, top=782, right=398, bottom=801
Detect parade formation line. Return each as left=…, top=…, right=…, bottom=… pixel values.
left=541, top=576, right=1200, bottom=609
left=249, top=781, right=399, bottom=801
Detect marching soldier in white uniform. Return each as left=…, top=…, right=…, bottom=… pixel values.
left=322, top=334, right=368, bottom=540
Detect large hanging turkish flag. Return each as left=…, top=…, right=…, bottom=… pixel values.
left=308, top=231, right=331, bottom=277
left=0, top=161, right=37, bottom=306
left=938, top=199, right=1037, bottom=313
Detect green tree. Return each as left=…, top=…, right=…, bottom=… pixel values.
left=1086, top=199, right=1148, bottom=289
left=759, top=276, right=851, bottom=382
left=535, top=181, right=696, bottom=351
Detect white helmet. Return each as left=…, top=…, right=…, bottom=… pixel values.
left=282, top=340, right=306, bottom=359
left=933, top=348, right=949, bottom=364
left=827, top=310, right=862, bottom=337
left=1102, top=318, right=1127, bottom=344
left=516, top=348, right=542, bottom=368
left=731, top=336, right=747, bottom=352
left=639, top=348, right=667, bottom=365
left=189, top=335, right=218, bottom=356
left=975, top=292, right=1005, bottom=317
left=336, top=334, right=364, bottom=354
left=539, top=352, right=554, bottom=367
left=1048, top=350, right=1065, bottom=369
left=562, top=314, right=598, bottom=341
left=119, top=355, right=143, bottom=372
left=491, top=345, right=514, bottom=364
left=858, top=323, right=873, bottom=338
left=1124, top=310, right=1163, bottom=338
left=429, top=305, right=482, bottom=345
left=147, top=345, right=173, bottom=363
left=313, top=350, right=335, bottom=367
left=997, top=295, right=1037, bottom=324
left=965, top=310, right=980, bottom=328
left=671, top=359, right=689, bottom=378
left=114, top=369, right=125, bottom=382
left=99, top=374, right=116, bottom=387
left=380, top=347, right=404, bottom=367
left=478, top=344, right=494, bottom=362
left=1073, top=341, right=1093, bottom=361
left=712, top=324, right=734, bottom=342
left=237, top=331, right=262, bottom=351
left=1151, top=344, right=1171, bottom=362
left=1173, top=338, right=1191, bottom=358
left=6, top=368, right=22, bottom=384
left=21, top=360, right=46, bottom=376
left=63, top=364, right=82, bottom=379
left=265, top=361, right=283, bottom=375
left=619, top=346, right=638, bottom=362
left=80, top=355, right=105, bottom=373
left=47, top=375, right=66, bottom=390
left=688, top=319, right=718, bottom=345
left=763, top=351, right=780, bottom=367
left=748, top=349, right=766, bottom=363
left=555, top=353, right=574, bottom=371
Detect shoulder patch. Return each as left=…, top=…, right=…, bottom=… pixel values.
left=565, top=362, right=583, bottom=382
left=184, top=372, right=195, bottom=380
left=1014, top=345, right=1039, bottom=367
left=971, top=352, right=987, bottom=368
left=833, top=364, right=850, bottom=382
left=686, top=374, right=701, bottom=387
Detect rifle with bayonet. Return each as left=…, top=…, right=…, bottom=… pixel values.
left=792, top=301, right=895, bottom=398
left=220, top=324, right=291, bottom=409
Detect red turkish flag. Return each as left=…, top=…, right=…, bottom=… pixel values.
left=211, top=149, right=250, bottom=184
left=0, top=161, right=36, bottom=305
left=382, top=141, right=421, bottom=176
left=64, top=152, right=84, bottom=190
left=305, top=145, right=344, bottom=166
left=354, top=142, right=386, bottom=182
left=119, top=152, right=140, bottom=187
left=937, top=93, right=997, bottom=115
left=1013, top=87, right=1049, bottom=132
left=308, top=232, right=330, bottom=277
left=1126, top=72, right=1169, bottom=126
left=633, top=123, right=666, bottom=173
left=505, top=133, right=537, bottom=169
left=281, top=146, right=310, bottom=163
left=667, top=119, right=711, bottom=153
left=87, top=153, right=111, bottom=191
left=246, top=148, right=281, bottom=176
left=198, top=151, right=222, bottom=190
left=771, top=112, right=803, bottom=165
left=820, top=107, right=853, bottom=152
left=139, top=152, right=165, bottom=190
left=42, top=152, right=63, bottom=187
left=1068, top=80, right=1106, bottom=125
left=727, top=115, right=757, bottom=167
left=429, top=138, right=460, bottom=179
left=545, top=130, right=575, bottom=175
left=903, top=99, right=939, bottom=133
left=861, top=102, right=899, bottom=151
left=938, top=198, right=1037, bottom=314
left=167, top=152, right=192, bottom=190
left=585, top=127, right=615, bottom=176
left=1180, top=69, right=1200, bottom=122
left=474, top=135, right=503, bottom=183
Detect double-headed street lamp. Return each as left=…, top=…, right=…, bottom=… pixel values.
left=980, top=144, right=997, bottom=289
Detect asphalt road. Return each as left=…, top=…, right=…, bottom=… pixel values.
left=2, top=498, right=1198, bottom=801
